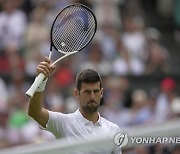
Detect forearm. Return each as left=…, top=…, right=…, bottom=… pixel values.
left=28, top=76, right=48, bottom=118
left=27, top=57, right=55, bottom=127
left=28, top=92, right=49, bottom=127
left=28, top=92, right=44, bottom=117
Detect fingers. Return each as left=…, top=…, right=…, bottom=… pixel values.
left=44, top=56, right=50, bottom=64
left=36, top=57, right=56, bottom=77
left=37, top=62, right=51, bottom=76
left=51, top=64, right=56, bottom=73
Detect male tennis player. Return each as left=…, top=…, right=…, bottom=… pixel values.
left=28, top=57, right=121, bottom=154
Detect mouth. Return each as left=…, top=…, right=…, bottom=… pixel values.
left=84, top=100, right=99, bottom=112
left=87, top=101, right=97, bottom=105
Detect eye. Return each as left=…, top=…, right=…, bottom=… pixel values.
left=94, top=90, right=100, bottom=93
left=84, top=90, right=91, bottom=94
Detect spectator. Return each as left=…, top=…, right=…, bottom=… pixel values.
left=44, top=78, right=65, bottom=112
left=79, top=41, right=111, bottom=76
left=145, top=27, right=170, bottom=75
left=24, top=6, right=49, bottom=76
left=101, top=76, right=132, bottom=127
left=155, top=77, right=177, bottom=122
left=112, top=37, right=136, bottom=75
left=172, top=144, right=180, bottom=154
left=0, top=0, right=27, bottom=52
left=0, top=110, right=9, bottom=148
left=96, top=24, right=119, bottom=60
left=128, top=89, right=153, bottom=125
left=121, top=16, right=147, bottom=75
left=0, top=77, right=8, bottom=111
left=92, top=0, right=122, bottom=29
left=0, top=46, right=24, bottom=75
left=134, top=146, right=149, bottom=154
left=53, top=59, right=75, bottom=97
left=170, top=97, right=180, bottom=118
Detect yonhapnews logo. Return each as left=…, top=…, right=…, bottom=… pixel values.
left=114, top=132, right=129, bottom=148
left=114, top=132, right=180, bottom=149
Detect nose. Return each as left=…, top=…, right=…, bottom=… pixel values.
left=90, top=91, right=95, bottom=98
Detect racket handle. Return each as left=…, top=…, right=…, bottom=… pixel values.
left=26, top=73, right=45, bottom=98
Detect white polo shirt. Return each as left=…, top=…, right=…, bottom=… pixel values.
left=41, top=109, right=121, bottom=154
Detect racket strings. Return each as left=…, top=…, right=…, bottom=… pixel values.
left=52, top=6, right=96, bottom=53
left=52, top=6, right=78, bottom=43
left=55, top=13, right=94, bottom=50
left=72, top=9, right=96, bottom=49
left=65, top=16, right=92, bottom=52
left=73, top=14, right=96, bottom=50
left=66, top=18, right=85, bottom=51
left=52, top=6, right=78, bottom=44
left=72, top=19, right=95, bottom=52
left=53, top=17, right=85, bottom=52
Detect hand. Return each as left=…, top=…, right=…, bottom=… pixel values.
left=36, top=57, right=56, bottom=78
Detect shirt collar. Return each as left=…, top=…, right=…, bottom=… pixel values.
left=74, top=109, right=102, bottom=126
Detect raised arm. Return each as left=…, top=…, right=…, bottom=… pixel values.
left=28, top=57, right=56, bottom=128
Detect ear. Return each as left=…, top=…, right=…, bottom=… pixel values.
left=73, top=89, right=80, bottom=99
left=100, top=88, right=103, bottom=99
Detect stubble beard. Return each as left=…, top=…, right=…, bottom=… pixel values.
left=82, top=101, right=99, bottom=113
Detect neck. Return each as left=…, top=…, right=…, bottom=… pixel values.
left=79, top=108, right=99, bottom=124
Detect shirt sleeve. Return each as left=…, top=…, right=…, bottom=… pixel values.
left=39, top=111, right=67, bottom=138
left=112, top=147, right=122, bottom=154
left=112, top=124, right=122, bottom=154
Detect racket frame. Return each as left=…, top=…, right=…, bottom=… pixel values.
left=50, top=3, right=97, bottom=54
left=26, top=3, right=97, bottom=98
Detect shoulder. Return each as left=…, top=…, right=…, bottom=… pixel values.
left=101, top=116, right=120, bottom=132
left=48, top=110, right=76, bottom=121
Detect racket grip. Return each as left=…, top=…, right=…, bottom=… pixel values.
left=26, top=73, right=46, bottom=98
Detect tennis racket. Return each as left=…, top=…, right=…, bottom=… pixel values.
left=26, top=3, right=97, bottom=98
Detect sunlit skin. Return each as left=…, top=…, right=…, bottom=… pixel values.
left=74, top=82, right=103, bottom=123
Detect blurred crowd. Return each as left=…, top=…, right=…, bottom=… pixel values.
left=0, top=0, right=180, bottom=153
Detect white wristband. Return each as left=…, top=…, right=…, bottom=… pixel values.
left=35, top=77, right=48, bottom=92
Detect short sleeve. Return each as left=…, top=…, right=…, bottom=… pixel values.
left=112, top=124, right=122, bottom=154
left=39, top=111, right=67, bottom=138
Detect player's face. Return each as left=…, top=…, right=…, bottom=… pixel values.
left=75, top=82, right=103, bottom=113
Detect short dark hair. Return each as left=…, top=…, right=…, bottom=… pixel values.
left=76, top=69, right=102, bottom=90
